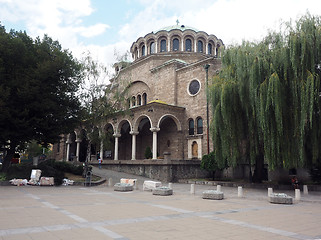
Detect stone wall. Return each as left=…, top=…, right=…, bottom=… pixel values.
left=100, top=159, right=210, bottom=182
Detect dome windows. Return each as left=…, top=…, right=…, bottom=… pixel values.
left=130, top=26, right=224, bottom=60
left=160, top=39, right=167, bottom=52
left=185, top=39, right=192, bottom=52
left=150, top=42, right=155, bottom=54
left=208, top=43, right=212, bottom=55
left=197, top=40, right=203, bottom=53
left=173, top=38, right=179, bottom=51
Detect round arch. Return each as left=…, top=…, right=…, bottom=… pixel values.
left=157, top=114, right=182, bottom=131
left=116, top=119, right=133, bottom=134
left=133, top=114, right=153, bottom=132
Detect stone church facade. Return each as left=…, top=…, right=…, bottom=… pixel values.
left=53, top=23, right=224, bottom=168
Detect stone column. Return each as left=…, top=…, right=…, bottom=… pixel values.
left=75, top=139, right=82, bottom=162
left=113, top=133, right=121, bottom=160
left=205, top=41, right=208, bottom=54
left=150, top=127, right=160, bottom=160
left=130, top=131, right=139, bottom=160
left=66, top=140, right=71, bottom=161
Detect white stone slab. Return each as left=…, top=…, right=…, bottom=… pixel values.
left=269, top=193, right=293, bottom=204
left=152, top=187, right=173, bottom=196
left=202, top=190, right=224, bottom=200
left=143, top=180, right=162, bottom=191
left=114, top=183, right=133, bottom=192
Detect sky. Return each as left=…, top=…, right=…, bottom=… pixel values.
left=1, top=0, right=321, bottom=75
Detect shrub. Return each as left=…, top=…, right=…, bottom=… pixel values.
left=144, top=146, right=152, bottom=159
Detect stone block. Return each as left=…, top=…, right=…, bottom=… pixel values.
left=152, top=187, right=173, bottom=196
left=114, top=183, right=133, bottom=192
left=202, top=190, right=224, bottom=200
left=143, top=180, right=162, bottom=191
left=269, top=193, right=293, bottom=204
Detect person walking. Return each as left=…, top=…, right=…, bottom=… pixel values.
left=98, top=157, right=102, bottom=169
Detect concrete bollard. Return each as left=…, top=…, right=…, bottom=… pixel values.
left=217, top=185, right=222, bottom=192
left=108, top=178, right=113, bottom=187
left=190, top=184, right=195, bottom=194
left=303, top=185, right=308, bottom=195
left=268, top=188, right=273, bottom=196
left=168, top=183, right=173, bottom=189
left=238, top=186, right=243, bottom=197
left=295, top=189, right=301, bottom=201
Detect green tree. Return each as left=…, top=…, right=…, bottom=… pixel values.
left=201, top=151, right=227, bottom=180
left=210, top=13, right=321, bottom=182
left=0, top=25, right=83, bottom=172
left=79, top=53, right=128, bottom=161
left=144, top=146, right=152, bottom=159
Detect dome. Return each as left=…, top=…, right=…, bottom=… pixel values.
left=155, top=24, right=199, bottom=33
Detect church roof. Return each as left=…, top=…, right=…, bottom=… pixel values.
left=155, top=24, right=199, bottom=33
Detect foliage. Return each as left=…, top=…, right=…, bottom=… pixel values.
left=0, top=25, right=83, bottom=172
left=79, top=53, right=127, bottom=154
left=144, top=146, right=152, bottom=159
left=0, top=172, right=6, bottom=181
left=201, top=151, right=227, bottom=180
left=24, top=140, right=52, bottom=159
left=210, top=13, right=321, bottom=177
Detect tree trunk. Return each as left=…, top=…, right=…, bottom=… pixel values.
left=0, top=145, right=16, bottom=173
left=212, top=170, right=216, bottom=181
left=253, top=154, right=265, bottom=183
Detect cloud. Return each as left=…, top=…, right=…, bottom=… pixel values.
left=119, top=0, right=321, bottom=47
left=1, top=0, right=321, bottom=79
left=0, top=0, right=108, bottom=49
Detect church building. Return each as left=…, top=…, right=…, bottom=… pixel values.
left=53, top=23, right=224, bottom=179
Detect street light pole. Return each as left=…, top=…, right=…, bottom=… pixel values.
left=204, top=64, right=210, bottom=155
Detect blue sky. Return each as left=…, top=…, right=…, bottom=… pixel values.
left=1, top=0, right=321, bottom=72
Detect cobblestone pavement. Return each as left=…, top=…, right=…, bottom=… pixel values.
left=1, top=167, right=321, bottom=240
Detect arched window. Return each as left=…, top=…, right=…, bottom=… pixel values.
left=127, top=98, right=131, bottom=108
left=137, top=95, right=142, bottom=106
left=197, top=117, right=203, bottom=134
left=132, top=96, right=136, bottom=107
left=216, top=44, right=221, bottom=57
left=142, top=45, right=145, bottom=56
left=160, top=39, right=166, bottom=52
left=142, top=93, right=147, bottom=105
left=185, top=39, right=192, bottom=52
left=208, top=43, right=212, bottom=55
left=189, top=119, right=194, bottom=135
left=198, top=40, right=203, bottom=53
left=150, top=42, right=155, bottom=54
left=173, top=38, right=179, bottom=51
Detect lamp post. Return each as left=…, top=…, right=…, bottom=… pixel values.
left=204, top=64, right=210, bottom=155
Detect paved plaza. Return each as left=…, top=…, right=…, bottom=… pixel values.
left=1, top=168, right=321, bottom=240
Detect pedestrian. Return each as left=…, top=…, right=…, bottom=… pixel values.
left=291, top=176, right=299, bottom=189
left=98, top=157, right=102, bottom=169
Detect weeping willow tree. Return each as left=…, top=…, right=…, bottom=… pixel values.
left=210, top=13, right=321, bottom=182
